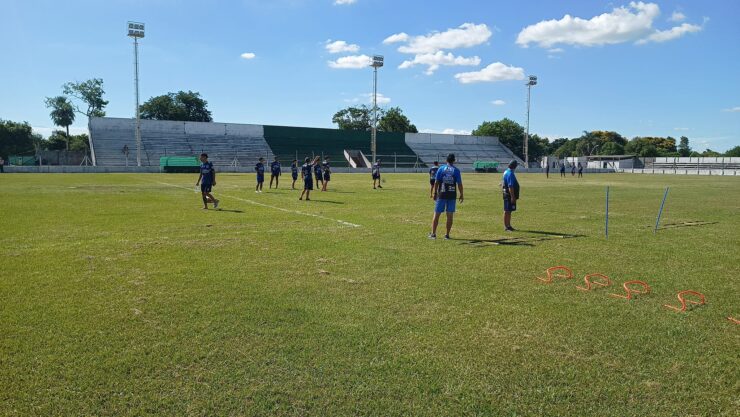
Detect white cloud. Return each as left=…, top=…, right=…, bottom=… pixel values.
left=454, top=62, right=525, bottom=84
left=325, top=40, right=360, bottom=54
left=420, top=128, right=472, bottom=135
left=492, top=99, right=506, bottom=106
left=669, top=11, right=686, bottom=22
left=516, top=2, right=660, bottom=48
left=396, top=23, right=492, bottom=54
left=328, top=54, right=372, bottom=69
left=334, top=0, right=356, bottom=5
left=33, top=126, right=88, bottom=138
left=240, top=52, right=256, bottom=59
left=636, top=22, right=702, bottom=44
left=398, top=51, right=480, bottom=75
left=383, top=33, right=409, bottom=44
left=723, top=107, right=740, bottom=112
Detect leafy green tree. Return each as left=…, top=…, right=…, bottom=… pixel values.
left=700, top=149, right=722, bottom=157
left=678, top=136, right=692, bottom=157
left=140, top=91, right=213, bottom=122
left=69, top=134, right=90, bottom=152
left=626, top=137, right=677, bottom=157
left=599, top=142, right=625, bottom=155
left=44, top=96, right=75, bottom=149
left=725, top=146, right=740, bottom=157
left=46, top=130, right=68, bottom=151
left=62, top=78, right=108, bottom=118
left=332, top=105, right=375, bottom=131
left=547, top=138, right=569, bottom=155
left=0, top=120, right=38, bottom=160
left=553, top=139, right=577, bottom=158
left=378, top=107, right=418, bottom=133
left=472, top=118, right=526, bottom=159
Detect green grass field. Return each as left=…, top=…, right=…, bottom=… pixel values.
left=1, top=172, right=738, bottom=416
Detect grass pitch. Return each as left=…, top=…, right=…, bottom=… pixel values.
left=1, top=172, right=738, bottom=416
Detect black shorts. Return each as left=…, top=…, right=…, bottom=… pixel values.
left=304, top=178, right=313, bottom=190
left=324, top=173, right=331, bottom=182
left=200, top=183, right=212, bottom=193
left=372, top=174, right=380, bottom=180
left=430, top=179, right=435, bottom=186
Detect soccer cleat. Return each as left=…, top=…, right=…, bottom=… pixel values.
left=428, top=233, right=436, bottom=239
left=444, top=235, right=450, bottom=240
left=213, top=199, right=220, bottom=209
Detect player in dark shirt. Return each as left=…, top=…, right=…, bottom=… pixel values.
left=577, top=162, right=583, bottom=178
left=195, top=153, right=219, bottom=210
left=290, top=159, right=299, bottom=190
left=255, top=157, right=265, bottom=193
left=372, top=160, right=382, bottom=189
left=300, top=156, right=321, bottom=201
left=269, top=157, right=281, bottom=189
left=314, top=160, right=323, bottom=190
left=428, top=161, right=439, bottom=198
left=321, top=157, right=331, bottom=192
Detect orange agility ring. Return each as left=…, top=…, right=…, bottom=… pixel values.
left=663, top=290, right=706, bottom=312
left=537, top=266, right=574, bottom=284
left=610, top=280, right=651, bottom=300
left=728, top=317, right=740, bottom=325
left=576, top=273, right=612, bottom=291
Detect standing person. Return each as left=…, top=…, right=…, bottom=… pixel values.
left=372, top=159, right=382, bottom=189
left=429, top=154, right=463, bottom=240
left=577, top=162, right=583, bottom=178
left=321, top=157, right=332, bottom=192
left=314, top=159, right=323, bottom=190
left=255, top=157, right=265, bottom=193
left=300, top=156, right=320, bottom=201
left=290, top=159, right=299, bottom=189
left=571, top=163, right=576, bottom=176
left=545, top=162, right=550, bottom=178
left=559, top=162, right=566, bottom=178
left=195, top=153, right=219, bottom=210
left=269, top=157, right=281, bottom=189
left=0, top=156, right=4, bottom=173
left=502, top=160, right=520, bottom=231
left=428, top=161, right=440, bottom=198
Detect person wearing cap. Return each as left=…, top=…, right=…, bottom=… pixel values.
left=502, top=160, right=520, bottom=231
left=372, top=159, right=382, bottom=189
left=428, top=161, right=440, bottom=198
left=255, top=157, right=266, bottom=193
left=429, top=153, right=463, bottom=240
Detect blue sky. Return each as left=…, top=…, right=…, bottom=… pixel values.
left=2, top=0, right=739, bottom=151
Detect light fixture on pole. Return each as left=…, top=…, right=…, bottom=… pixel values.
left=524, top=74, right=537, bottom=169
left=127, top=21, right=145, bottom=167
left=370, top=55, right=384, bottom=164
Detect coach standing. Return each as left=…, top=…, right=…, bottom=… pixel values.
left=502, top=160, right=520, bottom=232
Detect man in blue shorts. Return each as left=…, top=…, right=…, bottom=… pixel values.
left=428, top=161, right=439, bottom=198
left=502, top=160, right=520, bottom=231
left=290, top=159, right=299, bottom=189
left=321, top=157, right=331, bottom=191
left=300, top=156, right=320, bottom=201
left=372, top=159, right=382, bottom=189
left=255, top=157, right=265, bottom=192
left=195, top=153, right=219, bottom=210
left=429, top=154, right=463, bottom=240
left=269, top=156, right=281, bottom=189
left=314, top=159, right=323, bottom=190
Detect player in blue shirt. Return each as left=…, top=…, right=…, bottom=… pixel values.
left=195, top=153, right=219, bottom=210
left=372, top=159, right=382, bottom=189
left=314, top=160, right=323, bottom=190
left=269, top=157, right=281, bottom=189
left=255, top=157, right=265, bottom=193
left=300, top=156, right=320, bottom=201
left=559, top=162, right=566, bottom=177
left=429, top=154, right=463, bottom=240
left=428, top=161, right=439, bottom=198
left=502, top=160, right=520, bottom=231
left=321, top=157, right=331, bottom=192
left=290, top=159, right=299, bottom=189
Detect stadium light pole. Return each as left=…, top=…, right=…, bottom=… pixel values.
left=370, top=55, right=384, bottom=164
left=127, top=21, right=145, bottom=167
left=524, top=75, right=537, bottom=169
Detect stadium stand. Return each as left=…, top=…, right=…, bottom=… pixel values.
left=405, top=133, right=522, bottom=170
left=643, top=157, right=740, bottom=170
left=89, top=118, right=273, bottom=167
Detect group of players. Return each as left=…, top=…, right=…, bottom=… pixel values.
left=196, top=152, right=520, bottom=237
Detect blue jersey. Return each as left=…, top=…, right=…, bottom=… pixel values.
left=372, top=163, right=380, bottom=177
left=271, top=161, right=281, bottom=175
left=314, top=163, right=322, bottom=177
left=291, top=163, right=298, bottom=174
left=435, top=164, right=462, bottom=200
left=429, top=166, right=439, bottom=181
left=301, top=163, right=313, bottom=180
left=322, top=162, right=331, bottom=174
left=200, top=162, right=214, bottom=184
left=255, top=162, right=265, bottom=176
left=502, top=168, right=520, bottom=198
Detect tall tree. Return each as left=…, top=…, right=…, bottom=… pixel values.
left=378, top=107, right=418, bottom=133
left=62, top=78, right=108, bottom=118
left=678, top=136, right=692, bottom=157
left=0, top=120, right=37, bottom=160
left=140, top=91, right=213, bottom=122
left=472, top=118, right=526, bottom=159
left=332, top=105, right=376, bottom=131
left=725, top=146, right=740, bottom=157
left=625, top=137, right=677, bottom=157
left=44, top=96, right=75, bottom=150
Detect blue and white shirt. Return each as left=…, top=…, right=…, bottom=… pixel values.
left=271, top=160, right=281, bottom=175
left=435, top=164, right=462, bottom=200
left=200, top=162, right=214, bottom=184
left=255, top=162, right=265, bottom=177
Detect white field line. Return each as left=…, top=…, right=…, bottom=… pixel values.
left=156, top=181, right=361, bottom=228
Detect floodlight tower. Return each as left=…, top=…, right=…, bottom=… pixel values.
left=370, top=55, right=384, bottom=164
left=127, top=21, right=145, bottom=166
left=524, top=75, right=537, bottom=169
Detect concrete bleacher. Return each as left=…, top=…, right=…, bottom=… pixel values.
left=405, top=133, right=522, bottom=169
left=89, top=118, right=273, bottom=167
left=644, top=157, right=740, bottom=170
